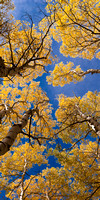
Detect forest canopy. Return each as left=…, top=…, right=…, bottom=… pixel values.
left=0, top=0, right=100, bottom=199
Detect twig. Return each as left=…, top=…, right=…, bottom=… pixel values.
left=65, top=130, right=90, bottom=151
left=55, top=119, right=88, bottom=136
left=85, top=185, right=100, bottom=200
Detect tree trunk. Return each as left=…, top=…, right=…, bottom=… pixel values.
left=0, top=109, right=35, bottom=156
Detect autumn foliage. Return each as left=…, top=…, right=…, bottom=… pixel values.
left=0, top=0, right=100, bottom=199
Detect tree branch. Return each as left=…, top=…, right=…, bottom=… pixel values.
left=79, top=69, right=100, bottom=76
left=85, top=185, right=100, bottom=200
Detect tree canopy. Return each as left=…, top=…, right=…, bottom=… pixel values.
left=0, top=0, right=100, bottom=199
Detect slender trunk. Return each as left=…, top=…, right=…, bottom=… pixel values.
left=20, top=159, right=27, bottom=200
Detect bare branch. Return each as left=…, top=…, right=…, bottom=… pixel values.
left=79, top=69, right=100, bottom=76
left=85, top=185, right=100, bottom=200
left=55, top=119, right=88, bottom=136
left=21, top=131, right=52, bottom=142
left=65, top=130, right=90, bottom=151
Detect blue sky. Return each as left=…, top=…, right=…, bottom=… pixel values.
left=12, top=0, right=100, bottom=108
left=12, top=0, right=47, bottom=23
left=11, top=0, right=100, bottom=162
left=0, top=0, right=100, bottom=198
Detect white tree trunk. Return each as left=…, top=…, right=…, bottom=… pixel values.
left=20, top=158, right=27, bottom=200
left=76, top=105, right=100, bottom=137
